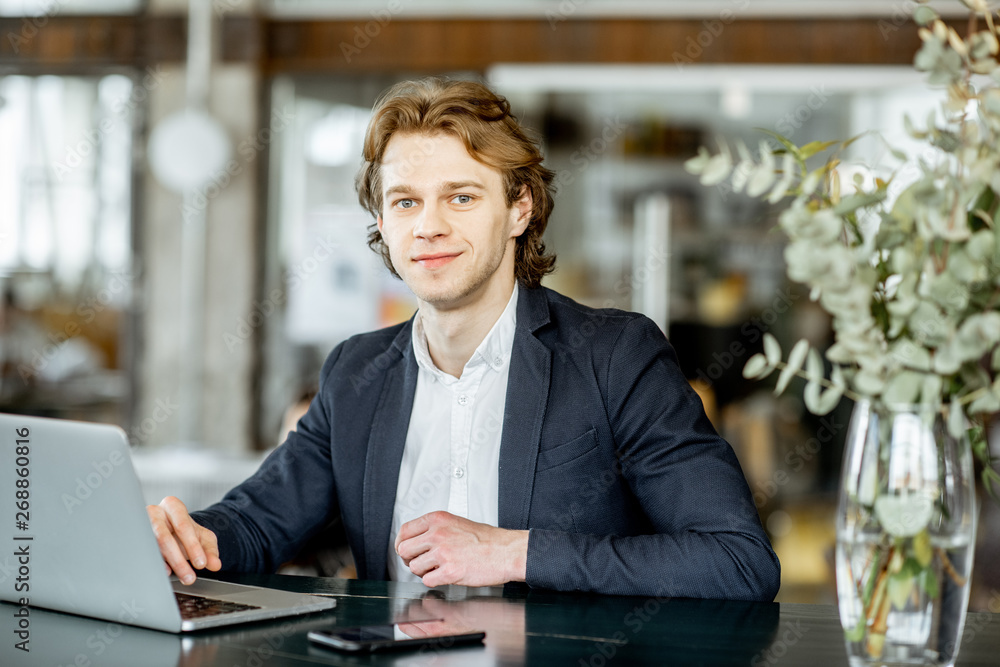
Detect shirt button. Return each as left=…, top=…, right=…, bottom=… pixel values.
left=493, top=355, right=503, bottom=366
left=453, top=467, right=465, bottom=479
left=457, top=395, right=469, bottom=406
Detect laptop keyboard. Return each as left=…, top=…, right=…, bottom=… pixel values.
left=175, top=592, right=261, bottom=620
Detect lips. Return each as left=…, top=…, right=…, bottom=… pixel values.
left=413, top=252, right=460, bottom=269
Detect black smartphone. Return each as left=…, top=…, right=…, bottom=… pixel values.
left=307, top=618, right=486, bottom=653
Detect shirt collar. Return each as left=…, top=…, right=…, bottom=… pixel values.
left=411, top=282, right=519, bottom=381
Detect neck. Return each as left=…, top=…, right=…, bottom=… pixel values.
left=420, top=277, right=516, bottom=378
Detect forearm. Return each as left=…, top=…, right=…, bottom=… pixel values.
left=525, top=529, right=780, bottom=601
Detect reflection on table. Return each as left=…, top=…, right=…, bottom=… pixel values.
left=3, top=575, right=999, bottom=666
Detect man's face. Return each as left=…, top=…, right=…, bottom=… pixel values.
left=377, top=132, right=531, bottom=310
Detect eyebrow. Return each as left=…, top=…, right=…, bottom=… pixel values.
left=383, top=181, right=487, bottom=198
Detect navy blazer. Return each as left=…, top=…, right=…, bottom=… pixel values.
left=192, top=286, right=780, bottom=601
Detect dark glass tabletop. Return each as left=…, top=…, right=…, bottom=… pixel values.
left=3, top=573, right=998, bottom=666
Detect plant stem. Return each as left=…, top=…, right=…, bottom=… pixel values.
left=765, top=359, right=863, bottom=402
left=936, top=547, right=967, bottom=587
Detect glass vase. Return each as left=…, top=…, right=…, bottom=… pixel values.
left=836, top=400, right=977, bottom=667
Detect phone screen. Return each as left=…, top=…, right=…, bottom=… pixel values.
left=308, top=618, right=486, bottom=652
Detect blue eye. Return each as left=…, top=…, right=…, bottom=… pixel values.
left=453, top=195, right=472, bottom=204
left=397, top=199, right=415, bottom=209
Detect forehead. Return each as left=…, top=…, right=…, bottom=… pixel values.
left=380, top=132, right=501, bottom=191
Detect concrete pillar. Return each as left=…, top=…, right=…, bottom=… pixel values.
left=138, top=0, right=259, bottom=452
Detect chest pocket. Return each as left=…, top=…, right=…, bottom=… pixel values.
left=535, top=428, right=599, bottom=473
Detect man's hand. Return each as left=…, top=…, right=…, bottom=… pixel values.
left=394, top=511, right=528, bottom=587
left=146, top=496, right=222, bottom=585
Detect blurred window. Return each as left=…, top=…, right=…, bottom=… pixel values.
left=0, top=74, right=135, bottom=425
left=0, top=0, right=141, bottom=15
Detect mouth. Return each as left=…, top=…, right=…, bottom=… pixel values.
left=412, top=252, right=461, bottom=269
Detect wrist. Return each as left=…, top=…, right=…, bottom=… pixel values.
left=505, top=529, right=529, bottom=583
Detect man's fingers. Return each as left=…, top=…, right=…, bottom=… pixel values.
left=198, top=526, right=223, bottom=571
left=394, top=515, right=429, bottom=552
left=160, top=496, right=208, bottom=569
left=147, top=506, right=198, bottom=584
left=407, top=551, right=439, bottom=578
left=147, top=497, right=221, bottom=584
left=396, top=534, right=432, bottom=563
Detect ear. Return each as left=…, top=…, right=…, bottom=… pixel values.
left=377, top=215, right=384, bottom=234
left=509, top=185, right=532, bottom=238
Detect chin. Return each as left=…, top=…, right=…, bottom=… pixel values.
left=407, top=277, right=478, bottom=308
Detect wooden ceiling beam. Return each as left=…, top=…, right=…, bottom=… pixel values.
left=0, top=15, right=960, bottom=73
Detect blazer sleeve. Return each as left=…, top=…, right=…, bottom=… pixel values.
left=525, top=316, right=781, bottom=601
left=189, top=344, right=343, bottom=573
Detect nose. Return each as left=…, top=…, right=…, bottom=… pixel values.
left=413, top=201, right=451, bottom=240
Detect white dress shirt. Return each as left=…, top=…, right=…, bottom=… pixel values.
left=387, top=283, right=518, bottom=583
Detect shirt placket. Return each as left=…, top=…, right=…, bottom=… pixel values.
left=447, top=367, right=483, bottom=518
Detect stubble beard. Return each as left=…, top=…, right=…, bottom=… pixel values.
left=403, top=226, right=512, bottom=308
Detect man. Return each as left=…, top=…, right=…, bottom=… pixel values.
left=148, top=78, right=780, bottom=600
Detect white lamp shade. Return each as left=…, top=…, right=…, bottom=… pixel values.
left=148, top=108, right=232, bottom=194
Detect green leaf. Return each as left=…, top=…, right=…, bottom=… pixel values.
left=862, top=547, right=881, bottom=607
left=746, top=144, right=777, bottom=197
left=805, top=348, right=824, bottom=384
left=801, top=168, right=823, bottom=197
left=920, top=568, right=939, bottom=600
left=755, top=128, right=801, bottom=160
left=812, top=383, right=845, bottom=416
left=884, top=371, right=922, bottom=406
left=983, top=467, right=1000, bottom=503
left=763, top=333, right=782, bottom=366
left=775, top=339, right=809, bottom=395
left=684, top=147, right=712, bottom=174
left=743, top=354, right=773, bottom=379
left=913, top=530, right=932, bottom=567
left=799, top=140, right=839, bottom=160
left=844, top=618, right=867, bottom=642
left=948, top=397, right=965, bottom=439
left=914, top=6, right=937, bottom=27
left=888, top=571, right=916, bottom=610
left=832, top=189, right=888, bottom=216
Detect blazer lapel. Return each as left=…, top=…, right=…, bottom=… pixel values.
left=362, top=322, right=419, bottom=580
left=498, top=287, right=552, bottom=530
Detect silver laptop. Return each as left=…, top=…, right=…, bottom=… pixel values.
left=0, top=413, right=336, bottom=633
